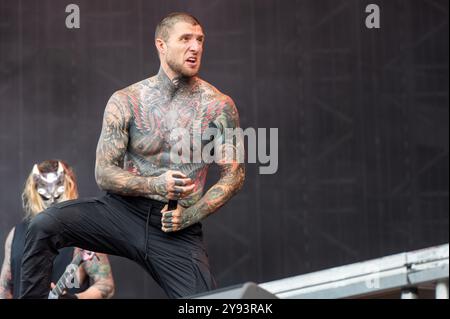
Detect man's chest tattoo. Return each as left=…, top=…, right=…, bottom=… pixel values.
left=125, top=82, right=226, bottom=173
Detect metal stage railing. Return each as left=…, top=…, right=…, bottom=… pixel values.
left=259, top=244, right=449, bottom=299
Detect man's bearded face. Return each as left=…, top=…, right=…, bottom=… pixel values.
left=164, top=22, right=204, bottom=78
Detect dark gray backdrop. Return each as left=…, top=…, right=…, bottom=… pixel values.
left=0, top=0, right=448, bottom=298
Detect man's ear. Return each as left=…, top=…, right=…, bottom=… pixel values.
left=155, top=38, right=166, bottom=56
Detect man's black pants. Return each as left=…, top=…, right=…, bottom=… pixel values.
left=20, top=192, right=216, bottom=298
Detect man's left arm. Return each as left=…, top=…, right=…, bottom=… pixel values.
left=162, top=97, right=245, bottom=232
left=76, top=253, right=115, bottom=299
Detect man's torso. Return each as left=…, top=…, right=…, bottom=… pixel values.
left=119, top=72, right=230, bottom=207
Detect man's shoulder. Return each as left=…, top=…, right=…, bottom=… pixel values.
left=197, top=78, right=234, bottom=105
left=106, top=76, right=157, bottom=112
left=117, top=76, right=158, bottom=97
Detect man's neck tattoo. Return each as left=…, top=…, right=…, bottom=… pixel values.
left=156, top=68, right=197, bottom=98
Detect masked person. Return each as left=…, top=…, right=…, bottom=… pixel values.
left=0, top=160, right=115, bottom=299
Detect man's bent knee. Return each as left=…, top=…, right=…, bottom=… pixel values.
left=27, top=209, right=62, bottom=238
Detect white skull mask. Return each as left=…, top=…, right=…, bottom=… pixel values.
left=32, top=162, right=65, bottom=208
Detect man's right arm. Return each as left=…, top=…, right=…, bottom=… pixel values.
left=0, top=228, right=15, bottom=299
left=95, top=91, right=152, bottom=197
left=95, top=91, right=194, bottom=198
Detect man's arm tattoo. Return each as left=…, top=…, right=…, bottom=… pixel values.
left=180, top=98, right=245, bottom=229
left=95, top=91, right=154, bottom=197
left=0, top=229, right=15, bottom=299
left=80, top=253, right=114, bottom=299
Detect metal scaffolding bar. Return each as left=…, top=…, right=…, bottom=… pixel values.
left=260, top=244, right=449, bottom=299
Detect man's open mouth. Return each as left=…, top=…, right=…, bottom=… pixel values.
left=186, top=57, right=197, bottom=65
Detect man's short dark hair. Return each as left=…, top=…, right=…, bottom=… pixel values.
left=155, top=12, right=202, bottom=42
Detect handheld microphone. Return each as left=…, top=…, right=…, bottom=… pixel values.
left=168, top=199, right=178, bottom=211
